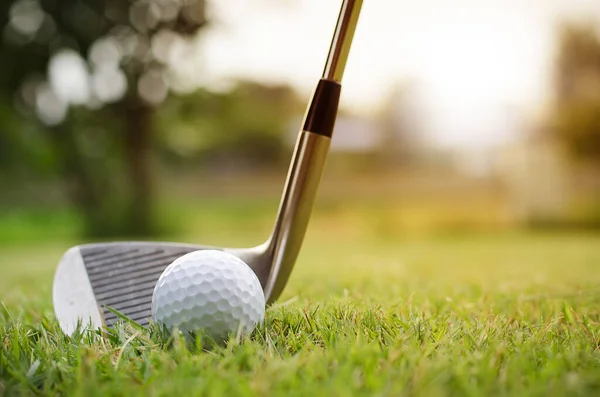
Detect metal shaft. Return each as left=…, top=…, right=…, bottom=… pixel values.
left=322, top=0, right=363, bottom=83
left=263, top=0, right=363, bottom=302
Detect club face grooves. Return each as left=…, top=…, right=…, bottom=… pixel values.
left=81, top=244, right=199, bottom=327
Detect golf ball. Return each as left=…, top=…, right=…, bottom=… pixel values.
left=151, top=250, right=265, bottom=341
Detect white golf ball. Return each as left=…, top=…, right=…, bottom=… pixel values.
left=151, top=250, right=265, bottom=341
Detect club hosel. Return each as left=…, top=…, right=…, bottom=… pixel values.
left=260, top=78, right=341, bottom=303
left=263, top=130, right=332, bottom=302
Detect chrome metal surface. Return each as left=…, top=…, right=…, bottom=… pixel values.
left=53, top=247, right=103, bottom=334
left=263, top=131, right=331, bottom=301
left=322, top=0, right=363, bottom=82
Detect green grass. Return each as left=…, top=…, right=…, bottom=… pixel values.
left=1, top=207, right=600, bottom=395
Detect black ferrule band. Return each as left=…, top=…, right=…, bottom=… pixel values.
left=302, top=79, right=341, bottom=138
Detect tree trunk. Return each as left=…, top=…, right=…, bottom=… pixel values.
left=122, top=100, right=155, bottom=236
left=48, top=122, right=103, bottom=236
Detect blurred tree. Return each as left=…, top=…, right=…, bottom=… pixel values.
left=0, top=0, right=207, bottom=237
left=552, top=22, right=600, bottom=160
left=156, top=81, right=302, bottom=171
left=0, top=98, right=57, bottom=195
left=377, top=81, right=427, bottom=169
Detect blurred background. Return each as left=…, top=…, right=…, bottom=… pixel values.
left=1, top=0, right=600, bottom=247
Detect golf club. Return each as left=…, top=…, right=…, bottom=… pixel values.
left=53, top=0, right=363, bottom=335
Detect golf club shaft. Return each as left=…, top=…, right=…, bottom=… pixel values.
left=323, top=0, right=363, bottom=83
left=264, top=0, right=363, bottom=302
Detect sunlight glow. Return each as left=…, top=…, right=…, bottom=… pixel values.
left=199, top=0, right=584, bottom=150
left=409, top=7, right=547, bottom=149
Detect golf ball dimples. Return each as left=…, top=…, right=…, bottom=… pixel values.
left=151, top=250, right=265, bottom=340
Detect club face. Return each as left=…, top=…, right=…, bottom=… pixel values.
left=52, top=242, right=228, bottom=334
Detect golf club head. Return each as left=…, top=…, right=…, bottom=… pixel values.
left=52, top=128, right=333, bottom=335
left=52, top=243, right=211, bottom=334
left=52, top=129, right=331, bottom=335
left=53, top=242, right=275, bottom=334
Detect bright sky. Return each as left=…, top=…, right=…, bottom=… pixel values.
left=196, top=0, right=600, bottom=149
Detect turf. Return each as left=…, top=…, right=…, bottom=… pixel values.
left=1, top=225, right=600, bottom=395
